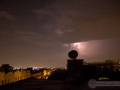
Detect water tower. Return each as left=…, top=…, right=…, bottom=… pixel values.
left=67, top=50, right=84, bottom=81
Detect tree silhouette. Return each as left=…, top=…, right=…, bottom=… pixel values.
left=0, top=64, right=13, bottom=73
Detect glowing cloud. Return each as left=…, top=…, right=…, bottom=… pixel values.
left=72, top=42, right=81, bottom=49
left=68, top=42, right=86, bottom=56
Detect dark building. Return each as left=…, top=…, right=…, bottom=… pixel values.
left=89, top=60, right=113, bottom=71
left=67, top=59, right=97, bottom=81
left=87, top=60, right=120, bottom=80
left=67, top=59, right=84, bottom=81
left=82, top=65, right=97, bottom=80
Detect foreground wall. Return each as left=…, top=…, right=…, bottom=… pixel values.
left=32, top=69, right=52, bottom=79
left=0, top=72, right=4, bottom=85
left=0, top=69, right=52, bottom=86
left=0, top=70, right=31, bottom=86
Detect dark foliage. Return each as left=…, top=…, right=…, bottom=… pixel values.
left=48, top=69, right=68, bottom=80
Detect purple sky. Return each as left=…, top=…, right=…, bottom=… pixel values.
left=0, top=0, right=120, bottom=67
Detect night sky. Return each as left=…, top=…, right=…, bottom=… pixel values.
left=0, top=0, right=120, bottom=67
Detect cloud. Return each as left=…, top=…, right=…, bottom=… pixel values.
left=58, top=14, right=120, bottom=43
left=14, top=30, right=59, bottom=46
left=0, top=11, right=14, bottom=20
left=55, top=29, right=64, bottom=36
left=32, top=8, right=71, bottom=38
left=31, top=0, right=120, bottom=44
left=0, top=31, right=7, bottom=36
left=61, top=39, right=120, bottom=62
left=32, top=9, right=52, bottom=15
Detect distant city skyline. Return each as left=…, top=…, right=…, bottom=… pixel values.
left=0, top=0, right=120, bottom=67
